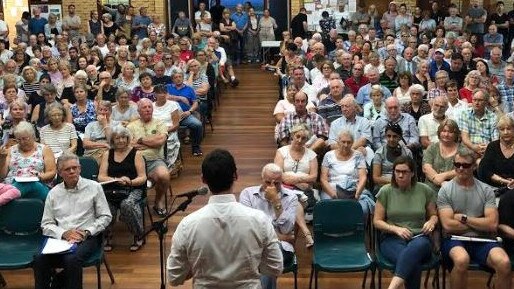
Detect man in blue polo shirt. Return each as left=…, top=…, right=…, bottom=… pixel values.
left=166, top=69, right=204, bottom=156
left=28, top=7, right=48, bottom=35
left=231, top=4, right=248, bottom=65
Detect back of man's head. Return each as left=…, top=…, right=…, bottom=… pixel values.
left=202, top=149, right=237, bottom=194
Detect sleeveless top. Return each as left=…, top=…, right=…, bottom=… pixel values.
left=89, top=20, right=102, bottom=36
left=105, top=148, right=143, bottom=190
left=5, top=143, right=45, bottom=184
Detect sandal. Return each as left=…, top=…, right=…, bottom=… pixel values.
left=152, top=206, right=167, bottom=217
left=130, top=237, right=144, bottom=252
left=304, top=232, right=314, bottom=248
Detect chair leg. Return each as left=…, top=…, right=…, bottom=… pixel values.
left=378, top=269, right=382, bottom=289
left=96, top=264, right=102, bottom=289
left=424, top=269, right=430, bottom=288
left=146, top=203, right=154, bottom=224
left=442, top=266, right=446, bottom=289
left=0, top=273, right=6, bottom=288
left=487, top=273, right=494, bottom=288
left=314, top=268, right=319, bottom=289
left=309, top=265, right=314, bottom=289
left=103, top=256, right=115, bottom=284
left=371, top=267, right=376, bottom=289
left=362, top=269, right=368, bottom=288
left=293, top=269, right=298, bottom=289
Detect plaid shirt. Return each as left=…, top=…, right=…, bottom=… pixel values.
left=277, top=111, right=329, bottom=143
left=457, top=108, right=499, bottom=145
left=497, top=82, right=514, bottom=113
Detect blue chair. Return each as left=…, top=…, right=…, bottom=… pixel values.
left=374, top=229, right=440, bottom=289
left=0, top=199, right=45, bottom=286
left=82, top=242, right=115, bottom=289
left=309, top=200, right=375, bottom=289
left=79, top=156, right=99, bottom=180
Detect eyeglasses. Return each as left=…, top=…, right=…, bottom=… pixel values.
left=453, top=162, right=473, bottom=169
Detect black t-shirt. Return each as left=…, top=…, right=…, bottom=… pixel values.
left=100, top=86, right=118, bottom=103
left=489, top=13, right=510, bottom=37
left=448, top=68, right=468, bottom=89
left=153, top=75, right=172, bottom=86
left=291, top=13, right=307, bottom=38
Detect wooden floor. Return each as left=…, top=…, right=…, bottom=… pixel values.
left=1, top=65, right=505, bottom=289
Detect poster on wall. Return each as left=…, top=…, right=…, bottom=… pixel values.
left=304, top=0, right=353, bottom=33
left=30, top=4, right=63, bottom=21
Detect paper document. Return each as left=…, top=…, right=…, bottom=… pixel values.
left=14, top=176, right=39, bottom=183
left=41, top=238, right=77, bottom=254
left=99, top=179, right=118, bottom=185
left=451, top=235, right=501, bottom=243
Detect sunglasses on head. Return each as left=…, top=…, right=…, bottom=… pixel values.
left=453, top=162, right=473, bottom=169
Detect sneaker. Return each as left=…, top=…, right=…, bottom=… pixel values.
left=304, top=212, right=313, bottom=223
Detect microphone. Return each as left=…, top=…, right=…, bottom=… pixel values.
left=176, top=186, right=209, bottom=198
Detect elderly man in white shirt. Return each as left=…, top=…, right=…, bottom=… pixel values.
left=418, top=96, right=449, bottom=149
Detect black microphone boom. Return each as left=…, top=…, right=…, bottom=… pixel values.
left=176, top=186, right=209, bottom=198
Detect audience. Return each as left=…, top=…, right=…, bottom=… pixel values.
left=2, top=3, right=514, bottom=288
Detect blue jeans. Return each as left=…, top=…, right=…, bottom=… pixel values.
left=380, top=234, right=432, bottom=289
left=179, top=114, right=203, bottom=150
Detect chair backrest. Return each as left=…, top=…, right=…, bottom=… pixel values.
left=0, top=198, right=44, bottom=234
left=312, top=200, right=365, bottom=241
left=79, top=156, right=99, bottom=180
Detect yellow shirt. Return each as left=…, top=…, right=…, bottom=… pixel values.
left=127, top=119, right=167, bottom=161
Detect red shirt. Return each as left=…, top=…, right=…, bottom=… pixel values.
left=344, top=76, right=369, bottom=95
left=459, top=87, right=473, bottom=103
left=180, top=50, right=194, bottom=63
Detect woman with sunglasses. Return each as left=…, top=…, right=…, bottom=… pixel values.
left=423, top=119, right=464, bottom=191
left=478, top=115, right=514, bottom=188
left=274, top=124, right=317, bottom=248
left=372, top=123, right=413, bottom=193
left=374, top=155, right=437, bottom=289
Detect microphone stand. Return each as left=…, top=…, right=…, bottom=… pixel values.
left=141, top=195, right=194, bottom=289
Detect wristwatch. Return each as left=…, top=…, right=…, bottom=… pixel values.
left=137, top=137, right=143, bottom=144
left=84, top=230, right=91, bottom=239
left=460, top=214, right=468, bottom=224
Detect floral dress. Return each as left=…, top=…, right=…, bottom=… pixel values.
left=71, top=100, right=96, bottom=133
left=5, top=143, right=44, bottom=184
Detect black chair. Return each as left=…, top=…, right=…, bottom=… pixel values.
left=283, top=253, right=299, bottom=289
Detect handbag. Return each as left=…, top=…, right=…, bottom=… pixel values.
left=104, top=186, right=132, bottom=205
left=336, top=185, right=356, bottom=199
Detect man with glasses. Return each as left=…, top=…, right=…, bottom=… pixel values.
left=178, top=37, right=194, bottom=63
left=427, top=70, right=449, bottom=101
left=152, top=62, right=172, bottom=85
left=497, top=63, right=514, bottom=113
left=33, top=153, right=112, bottom=289
left=457, top=88, right=499, bottom=158
left=398, top=47, right=417, bottom=75
left=96, top=71, right=117, bottom=102
left=240, top=163, right=297, bottom=289
left=438, top=148, right=511, bottom=289
left=418, top=96, right=449, bottom=149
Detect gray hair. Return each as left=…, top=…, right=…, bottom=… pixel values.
left=40, top=83, right=57, bottom=95
left=337, top=130, right=354, bottom=142
left=115, top=88, right=131, bottom=100
left=97, top=100, right=113, bottom=112
left=10, top=99, right=28, bottom=114
left=455, top=147, right=477, bottom=164
left=44, top=102, right=67, bottom=123
left=102, top=13, right=112, bottom=20
left=13, top=121, right=36, bottom=139
left=261, top=163, right=282, bottom=178
left=57, top=153, right=80, bottom=171
left=290, top=123, right=312, bottom=139
left=109, top=125, right=132, bottom=146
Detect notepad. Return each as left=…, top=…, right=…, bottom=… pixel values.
left=450, top=235, right=502, bottom=243
left=99, top=179, right=118, bottom=185
left=41, top=238, right=77, bottom=254
left=14, top=176, right=39, bottom=183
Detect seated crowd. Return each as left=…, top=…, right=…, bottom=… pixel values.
left=3, top=1, right=514, bottom=289
left=267, top=1, right=514, bottom=289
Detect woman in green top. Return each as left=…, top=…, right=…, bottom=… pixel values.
left=373, top=156, right=438, bottom=289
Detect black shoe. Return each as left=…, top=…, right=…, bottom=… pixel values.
left=230, top=79, right=239, bottom=87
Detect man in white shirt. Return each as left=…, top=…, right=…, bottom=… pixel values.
left=418, top=96, right=449, bottom=148
left=167, top=149, right=283, bottom=288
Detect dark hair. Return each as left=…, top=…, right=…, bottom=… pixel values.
left=39, top=73, right=51, bottom=83
left=286, top=42, right=297, bottom=52
left=321, top=11, right=329, bottom=18
left=437, top=119, right=461, bottom=143
left=475, top=59, right=491, bottom=76
left=451, top=52, right=463, bottom=61
left=154, top=84, right=167, bottom=94
left=445, top=79, right=458, bottom=89
left=138, top=72, right=153, bottom=82
left=3, top=84, right=17, bottom=95
left=398, top=72, right=412, bottom=85
left=201, top=149, right=237, bottom=194
left=385, top=122, right=403, bottom=137
left=497, top=1, right=505, bottom=6
left=391, top=156, right=417, bottom=188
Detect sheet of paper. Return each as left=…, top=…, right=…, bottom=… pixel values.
left=14, top=176, right=39, bottom=183
left=451, top=235, right=500, bottom=243
left=99, top=179, right=118, bottom=186
left=41, top=238, right=75, bottom=254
